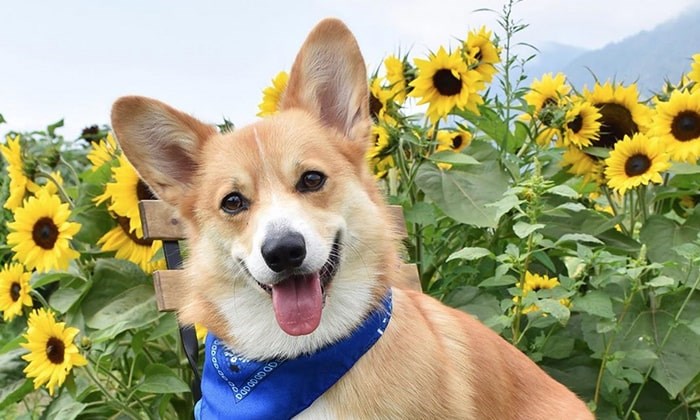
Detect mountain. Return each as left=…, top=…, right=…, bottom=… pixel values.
left=523, top=8, right=700, bottom=97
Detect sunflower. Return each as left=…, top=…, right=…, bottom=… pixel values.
left=21, top=308, right=87, bottom=396
left=604, top=133, right=670, bottom=195
left=523, top=73, right=571, bottom=118
left=366, top=125, right=395, bottom=179
left=561, top=147, right=604, bottom=184
left=434, top=129, right=473, bottom=170
left=0, top=263, right=32, bottom=321
left=384, top=55, right=410, bottom=104
left=436, top=129, right=472, bottom=153
left=652, top=89, right=700, bottom=163
left=369, top=77, right=395, bottom=123
left=464, top=26, right=500, bottom=83
left=561, top=100, right=602, bottom=148
left=257, top=71, right=289, bottom=117
left=7, top=188, right=81, bottom=273
left=513, top=272, right=570, bottom=314
left=87, top=132, right=118, bottom=171
left=1, top=135, right=36, bottom=210
left=583, top=81, right=652, bottom=150
left=95, top=154, right=156, bottom=237
left=97, top=218, right=163, bottom=273
left=409, top=46, right=484, bottom=123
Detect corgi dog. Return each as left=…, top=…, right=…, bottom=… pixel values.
left=111, top=18, right=593, bottom=419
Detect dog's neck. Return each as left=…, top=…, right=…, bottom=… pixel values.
left=204, top=272, right=390, bottom=360
left=195, top=290, right=393, bottom=419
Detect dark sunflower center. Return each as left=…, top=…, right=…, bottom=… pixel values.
left=624, top=154, right=651, bottom=176
left=369, top=93, right=383, bottom=120
left=136, top=180, right=157, bottom=201
left=32, top=217, right=59, bottom=250
left=45, top=336, right=65, bottom=364
left=595, top=103, right=638, bottom=149
left=433, top=69, right=462, bottom=96
left=474, top=49, right=483, bottom=62
left=671, top=110, right=700, bottom=142
left=568, top=115, right=583, bottom=134
left=452, top=135, right=463, bottom=149
left=117, top=216, right=154, bottom=247
left=10, top=282, right=21, bottom=302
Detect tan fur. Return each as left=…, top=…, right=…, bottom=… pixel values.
left=111, top=18, right=593, bottom=419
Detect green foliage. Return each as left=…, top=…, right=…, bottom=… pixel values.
left=369, top=1, right=700, bottom=417
left=0, top=125, right=193, bottom=419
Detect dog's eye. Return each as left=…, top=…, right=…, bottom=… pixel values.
left=220, top=192, right=248, bottom=215
left=296, top=171, right=326, bottom=192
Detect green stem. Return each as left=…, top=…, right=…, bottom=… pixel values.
left=29, top=289, right=51, bottom=309
left=593, top=293, right=635, bottom=407
left=637, top=186, right=648, bottom=222
left=34, top=170, right=75, bottom=208
left=511, top=232, right=535, bottom=345
left=83, top=364, right=142, bottom=419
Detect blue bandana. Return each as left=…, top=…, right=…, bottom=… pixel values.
left=195, top=290, right=392, bottom=420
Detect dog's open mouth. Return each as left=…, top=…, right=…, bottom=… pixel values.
left=257, top=236, right=341, bottom=336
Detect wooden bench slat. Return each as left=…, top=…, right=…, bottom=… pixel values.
left=139, top=200, right=185, bottom=240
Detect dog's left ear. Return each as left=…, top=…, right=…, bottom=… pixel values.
left=280, top=18, right=370, bottom=142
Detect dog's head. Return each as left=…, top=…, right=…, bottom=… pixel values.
left=111, top=19, right=398, bottom=358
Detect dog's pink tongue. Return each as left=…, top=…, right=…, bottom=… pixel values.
left=271, top=274, right=322, bottom=336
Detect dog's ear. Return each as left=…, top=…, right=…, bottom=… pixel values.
left=111, top=96, right=216, bottom=206
left=280, top=18, right=370, bottom=142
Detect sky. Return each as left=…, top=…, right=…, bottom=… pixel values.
left=2, top=0, right=699, bottom=139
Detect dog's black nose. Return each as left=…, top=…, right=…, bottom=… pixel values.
left=261, top=232, right=306, bottom=272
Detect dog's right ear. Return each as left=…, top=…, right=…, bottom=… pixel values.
left=111, top=96, right=216, bottom=207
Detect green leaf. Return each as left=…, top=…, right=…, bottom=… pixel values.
left=541, top=336, right=575, bottom=359
left=86, top=284, right=159, bottom=342
left=572, top=291, right=614, bottom=318
left=428, top=151, right=481, bottom=166
left=640, top=212, right=700, bottom=280
left=486, top=193, right=522, bottom=221
left=646, top=276, right=676, bottom=288
left=31, top=272, right=81, bottom=289
left=555, top=233, right=604, bottom=246
left=41, top=391, right=86, bottom=420
left=415, top=160, right=508, bottom=228
left=403, top=202, right=437, bottom=226
left=651, top=324, right=700, bottom=398
left=513, top=221, right=545, bottom=238
left=537, top=299, right=570, bottom=322
left=447, top=247, right=493, bottom=261
left=547, top=185, right=579, bottom=198
left=148, top=314, right=179, bottom=341
left=0, top=379, right=33, bottom=411
left=669, top=162, right=700, bottom=175
left=0, top=335, right=24, bottom=354
left=479, top=274, right=517, bottom=288
left=138, top=364, right=190, bottom=394
left=47, top=119, right=65, bottom=137
left=81, top=258, right=150, bottom=321
left=49, top=288, right=84, bottom=313
left=551, top=202, right=586, bottom=213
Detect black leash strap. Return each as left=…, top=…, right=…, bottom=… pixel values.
left=163, top=240, right=202, bottom=403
